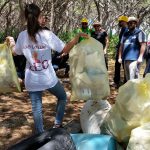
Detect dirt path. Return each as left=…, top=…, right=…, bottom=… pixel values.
left=0, top=59, right=130, bottom=150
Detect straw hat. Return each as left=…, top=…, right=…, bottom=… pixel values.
left=128, top=16, right=138, bottom=22
left=93, top=21, right=101, bottom=26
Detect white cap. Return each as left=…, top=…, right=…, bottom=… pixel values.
left=128, top=16, right=138, bottom=22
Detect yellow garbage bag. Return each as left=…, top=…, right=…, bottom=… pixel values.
left=101, top=74, right=150, bottom=143
left=69, top=37, right=110, bottom=101
left=127, top=122, right=150, bottom=150
left=0, top=43, right=21, bottom=93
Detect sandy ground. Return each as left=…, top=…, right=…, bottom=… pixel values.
left=0, top=59, right=145, bottom=150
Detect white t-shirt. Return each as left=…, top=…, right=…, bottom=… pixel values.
left=15, top=30, right=65, bottom=91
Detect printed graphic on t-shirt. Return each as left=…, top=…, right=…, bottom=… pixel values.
left=30, top=50, right=50, bottom=71
left=15, top=30, right=65, bottom=91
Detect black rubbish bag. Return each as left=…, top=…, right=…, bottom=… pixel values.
left=8, top=128, right=76, bottom=150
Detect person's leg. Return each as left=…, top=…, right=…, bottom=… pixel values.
left=29, top=91, right=44, bottom=134
left=124, top=60, right=130, bottom=81
left=104, top=53, right=108, bottom=70
left=129, top=61, right=139, bottom=80
left=65, top=64, right=70, bottom=75
left=143, top=59, right=150, bottom=77
left=47, top=81, right=67, bottom=126
left=17, top=71, right=23, bottom=91
left=114, top=51, right=121, bottom=84
left=61, top=63, right=70, bottom=77
left=122, top=63, right=127, bottom=84
left=135, top=63, right=140, bottom=79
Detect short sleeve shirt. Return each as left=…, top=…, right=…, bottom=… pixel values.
left=91, top=30, right=108, bottom=49
left=121, top=28, right=147, bottom=60
left=15, top=30, right=65, bottom=91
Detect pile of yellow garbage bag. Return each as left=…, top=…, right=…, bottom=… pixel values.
left=69, top=37, right=110, bottom=101
left=101, top=74, right=150, bottom=144
left=127, top=122, right=150, bottom=150
left=0, top=43, right=21, bottom=93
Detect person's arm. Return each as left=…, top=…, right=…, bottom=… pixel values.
left=118, top=34, right=125, bottom=63
left=57, top=52, right=68, bottom=59
left=11, top=47, right=17, bottom=56
left=104, top=36, right=109, bottom=54
left=118, top=44, right=123, bottom=63
left=137, top=42, right=146, bottom=63
left=62, top=33, right=88, bottom=53
left=137, top=31, right=147, bottom=63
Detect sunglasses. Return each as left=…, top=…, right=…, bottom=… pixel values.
left=82, top=23, right=88, bottom=25
left=128, top=21, right=136, bottom=25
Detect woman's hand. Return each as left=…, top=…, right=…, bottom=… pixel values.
left=5, top=36, right=17, bottom=56
left=62, top=33, right=89, bottom=54
left=5, top=36, right=15, bottom=48
left=79, top=33, right=89, bottom=39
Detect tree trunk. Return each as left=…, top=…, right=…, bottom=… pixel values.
left=18, top=0, right=26, bottom=32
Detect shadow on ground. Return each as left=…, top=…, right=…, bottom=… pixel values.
left=0, top=59, right=128, bottom=150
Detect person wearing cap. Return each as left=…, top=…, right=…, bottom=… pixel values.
left=77, top=18, right=91, bottom=42
left=113, top=15, right=128, bottom=88
left=91, top=21, right=109, bottom=69
left=118, top=16, right=147, bottom=81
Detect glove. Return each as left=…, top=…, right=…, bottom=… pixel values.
left=137, top=56, right=143, bottom=63
left=118, top=58, right=122, bottom=64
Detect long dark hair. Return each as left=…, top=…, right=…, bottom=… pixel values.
left=25, top=3, right=42, bottom=42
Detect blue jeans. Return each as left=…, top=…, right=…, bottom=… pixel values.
left=29, top=81, right=67, bottom=134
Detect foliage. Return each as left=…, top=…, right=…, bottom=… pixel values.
left=1, top=0, right=150, bottom=36
left=0, top=28, right=19, bottom=43
left=108, top=35, right=119, bottom=59
left=59, top=30, right=119, bottom=60
left=0, top=27, right=119, bottom=61
left=0, top=32, right=5, bottom=43
left=58, top=29, right=78, bottom=43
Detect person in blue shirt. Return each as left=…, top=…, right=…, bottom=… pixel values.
left=118, top=16, right=147, bottom=81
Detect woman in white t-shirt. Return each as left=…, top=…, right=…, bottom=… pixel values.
left=7, top=3, right=88, bottom=134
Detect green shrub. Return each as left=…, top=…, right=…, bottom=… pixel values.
left=108, top=35, right=119, bottom=59
left=58, top=30, right=78, bottom=43
left=0, top=28, right=19, bottom=43
left=0, top=32, right=5, bottom=43
left=58, top=31, right=119, bottom=60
